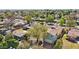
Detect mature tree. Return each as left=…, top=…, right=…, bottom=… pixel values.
left=0, top=34, right=18, bottom=49
left=66, top=19, right=76, bottom=27
left=0, top=34, right=8, bottom=49
left=0, top=14, right=5, bottom=20
left=66, top=15, right=76, bottom=27
left=59, top=16, right=65, bottom=26
left=24, top=15, right=32, bottom=24
left=46, top=14, right=54, bottom=22
left=27, top=23, right=48, bottom=45
left=6, top=38, right=19, bottom=49
left=0, top=34, right=4, bottom=42
left=5, top=33, right=13, bottom=40
left=2, top=41, right=8, bottom=49
left=5, top=11, right=14, bottom=18
left=5, top=33, right=19, bottom=48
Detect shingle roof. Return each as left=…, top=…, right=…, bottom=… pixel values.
left=48, top=26, right=63, bottom=36
left=12, top=29, right=27, bottom=37
left=68, top=29, right=79, bottom=38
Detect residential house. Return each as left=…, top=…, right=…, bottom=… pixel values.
left=43, top=26, right=63, bottom=48
left=13, top=19, right=26, bottom=29
left=43, top=33, right=57, bottom=49
left=12, top=29, right=27, bottom=41
left=68, top=29, right=79, bottom=43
